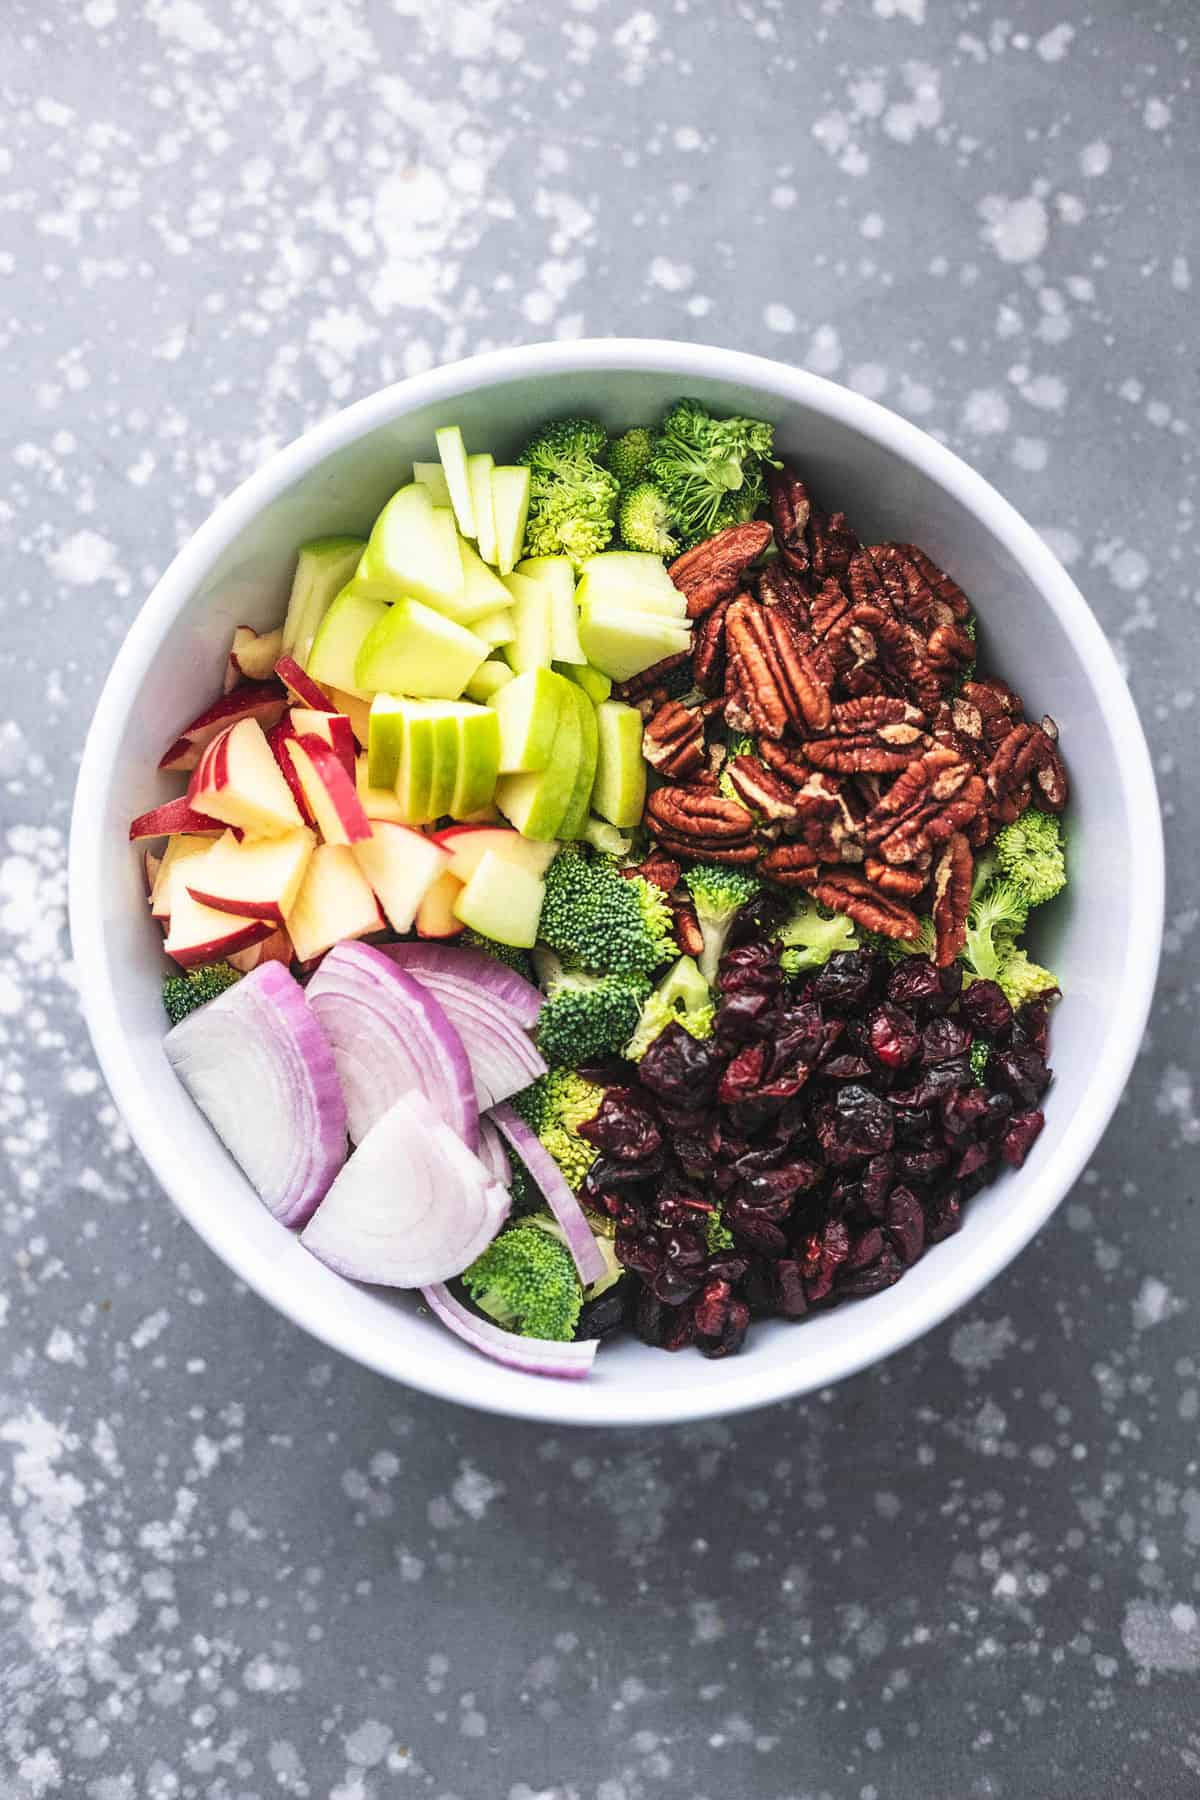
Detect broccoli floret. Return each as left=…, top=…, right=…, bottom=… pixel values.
left=516, top=1068, right=604, bottom=1192
left=962, top=880, right=1030, bottom=984
left=684, top=862, right=762, bottom=984
left=461, top=1218, right=583, bottom=1342
left=519, top=417, right=619, bottom=565
left=618, top=482, right=679, bottom=558
left=625, top=955, right=715, bottom=1061
left=539, top=843, right=675, bottom=978
left=993, top=809, right=1066, bottom=907
left=460, top=927, right=534, bottom=982
left=775, top=896, right=859, bottom=976
left=995, top=946, right=1060, bottom=1010
left=535, top=960, right=652, bottom=1069
left=717, top=736, right=757, bottom=807
left=608, top=426, right=654, bottom=488
left=705, top=1208, right=735, bottom=1253
left=162, top=961, right=241, bottom=1025
left=969, top=1038, right=991, bottom=1085
left=648, top=398, right=778, bottom=547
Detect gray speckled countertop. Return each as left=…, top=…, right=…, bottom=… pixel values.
left=2, top=1, right=1197, bottom=1794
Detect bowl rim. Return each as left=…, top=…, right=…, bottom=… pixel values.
left=69, top=337, right=1164, bottom=1427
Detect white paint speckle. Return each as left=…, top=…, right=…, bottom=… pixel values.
left=980, top=193, right=1049, bottom=265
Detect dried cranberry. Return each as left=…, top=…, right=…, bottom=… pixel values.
left=774, top=1259, right=809, bottom=1317
left=718, top=941, right=784, bottom=995
left=977, top=1090, right=1014, bottom=1138
left=638, top=1022, right=724, bottom=1103
left=959, top=980, right=1013, bottom=1039
left=773, top=1001, right=826, bottom=1067
left=924, top=1186, right=962, bottom=1243
left=692, top=1277, right=732, bottom=1341
left=885, top=1186, right=925, bottom=1265
left=802, top=1219, right=850, bottom=1301
left=845, top=1227, right=884, bottom=1270
left=1001, top=1109, right=1044, bottom=1167
left=910, top=1058, right=973, bottom=1106
left=941, top=1087, right=991, bottom=1138
left=715, top=989, right=777, bottom=1047
left=726, top=1200, right=789, bottom=1257
left=1012, top=999, right=1053, bottom=1056
left=718, top=1042, right=766, bottom=1104
left=990, top=1047, right=1052, bottom=1107
left=895, top=1145, right=949, bottom=1182
left=810, top=949, right=881, bottom=1014
left=955, top=1141, right=992, bottom=1180
left=887, top=954, right=960, bottom=1015
left=707, top=1249, right=751, bottom=1283
left=821, top=1053, right=875, bottom=1081
left=578, top=1088, right=662, bottom=1161
left=859, top=1154, right=895, bottom=1218
left=867, top=1003, right=920, bottom=1070
left=833, top=1083, right=895, bottom=1156
left=838, top=1243, right=904, bottom=1297
left=920, top=1015, right=973, bottom=1066
left=660, top=1301, right=698, bottom=1351
left=576, top=1283, right=629, bottom=1341
left=699, top=1296, right=749, bottom=1358
left=633, top=1286, right=667, bottom=1346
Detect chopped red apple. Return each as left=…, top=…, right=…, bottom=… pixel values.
left=224, top=626, right=284, bottom=693
left=267, top=718, right=315, bottom=827
left=227, top=924, right=294, bottom=972
left=163, top=888, right=273, bottom=968
left=415, top=867, right=465, bottom=940
left=286, top=843, right=385, bottom=963
left=143, top=848, right=161, bottom=900
left=326, top=687, right=372, bottom=746
left=151, top=835, right=215, bottom=921
left=355, top=754, right=408, bottom=826
left=289, top=709, right=356, bottom=782
left=185, top=827, right=315, bottom=924
left=284, top=734, right=372, bottom=846
left=188, top=718, right=306, bottom=838
left=129, top=795, right=225, bottom=842
left=158, top=681, right=287, bottom=773
left=352, top=822, right=450, bottom=933
left=433, top=824, right=559, bottom=884
left=274, top=654, right=335, bottom=712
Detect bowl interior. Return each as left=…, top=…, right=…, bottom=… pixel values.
left=72, top=346, right=1161, bottom=1425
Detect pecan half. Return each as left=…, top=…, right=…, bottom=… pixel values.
left=642, top=699, right=707, bottom=781
left=759, top=843, right=821, bottom=885
left=809, top=577, right=851, bottom=642
left=725, top=755, right=803, bottom=822
left=766, top=465, right=813, bottom=575
left=808, top=509, right=859, bottom=583
left=671, top=896, right=705, bottom=959
left=756, top=558, right=811, bottom=630
left=864, top=856, right=927, bottom=900
left=931, top=831, right=972, bottom=967
left=985, top=721, right=1068, bottom=819
left=864, top=748, right=986, bottom=865
left=804, top=727, right=931, bottom=775
left=890, top=544, right=971, bottom=622
left=692, top=593, right=732, bottom=694
left=612, top=652, right=693, bottom=714
left=725, top=595, right=832, bottom=738
left=623, top=852, right=680, bottom=893
left=669, top=521, right=773, bottom=619
left=827, top=695, right=926, bottom=734
left=780, top=867, right=921, bottom=941
left=646, top=785, right=759, bottom=865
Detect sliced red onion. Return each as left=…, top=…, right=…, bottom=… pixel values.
left=378, top=941, right=546, bottom=1110
left=306, top=941, right=478, bottom=1149
left=301, top=1091, right=509, bottom=1286
left=165, top=961, right=346, bottom=1227
left=477, top=1117, right=511, bottom=1187
left=488, top=1103, right=608, bottom=1287
left=421, top=1283, right=598, bottom=1380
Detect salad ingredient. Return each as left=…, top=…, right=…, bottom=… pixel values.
left=453, top=849, right=546, bottom=949
left=489, top=1106, right=608, bottom=1286
left=684, top=862, right=762, bottom=984
left=285, top=734, right=373, bottom=846
left=434, top=824, right=558, bottom=884
left=556, top=682, right=601, bottom=841
left=285, top=843, right=384, bottom=964
left=286, top=708, right=356, bottom=780
left=354, top=598, right=488, bottom=699
left=460, top=1218, right=584, bottom=1341
left=509, top=1067, right=602, bottom=1193
left=494, top=692, right=582, bottom=840
left=519, top=416, right=618, bottom=566
left=224, top=625, right=283, bottom=691
left=625, top=954, right=714, bottom=1060
left=162, top=960, right=242, bottom=1025
left=775, top=895, right=860, bottom=976
left=618, top=482, right=679, bottom=558
left=227, top=925, right=294, bottom=973
left=350, top=821, right=448, bottom=934
left=607, top=426, right=654, bottom=489
left=129, top=796, right=224, bottom=841
left=517, top=555, right=584, bottom=663
left=558, top=661, right=612, bottom=704
left=435, top=424, right=476, bottom=537
left=188, top=718, right=305, bottom=837
left=274, top=654, right=337, bottom=713
left=465, top=659, right=516, bottom=702
left=150, top=834, right=214, bottom=920
left=962, top=879, right=1032, bottom=986
left=305, top=588, right=388, bottom=695
left=534, top=952, right=651, bottom=1067
left=356, top=483, right=465, bottom=610
left=301, top=1090, right=508, bottom=1286
left=583, top=817, right=631, bottom=856
left=501, top=571, right=555, bottom=674
left=413, top=460, right=451, bottom=506
left=477, top=1117, right=511, bottom=1186
left=307, top=940, right=478, bottom=1147
left=280, top=537, right=365, bottom=665
left=468, top=452, right=497, bottom=565
left=379, top=940, right=545, bottom=1109
left=576, top=603, right=692, bottom=683
left=415, top=868, right=466, bottom=940
left=163, top=889, right=273, bottom=967
left=184, top=826, right=315, bottom=924
left=489, top=465, right=532, bottom=577
left=648, top=399, right=777, bottom=546
left=993, top=809, right=1067, bottom=907
left=158, top=680, right=288, bottom=774
left=993, top=946, right=1059, bottom=1009
left=421, top=1281, right=598, bottom=1379
left=165, top=961, right=346, bottom=1226
left=492, top=666, right=565, bottom=772
left=538, top=843, right=675, bottom=979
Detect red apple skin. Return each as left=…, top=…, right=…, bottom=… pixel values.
left=288, top=735, right=373, bottom=845
left=128, top=796, right=225, bottom=841
left=267, top=719, right=316, bottom=826
left=289, top=710, right=356, bottom=783
left=183, top=884, right=289, bottom=926
left=274, top=655, right=335, bottom=712
left=158, top=681, right=287, bottom=772
left=415, top=869, right=465, bottom=940
left=166, top=916, right=273, bottom=969
left=227, top=926, right=294, bottom=972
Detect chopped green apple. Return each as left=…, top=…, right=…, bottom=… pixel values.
left=574, top=572, right=688, bottom=620
left=578, top=550, right=679, bottom=597
left=591, top=699, right=647, bottom=828
left=354, top=599, right=487, bottom=699
left=426, top=707, right=461, bottom=818
left=494, top=677, right=582, bottom=840
left=412, top=461, right=451, bottom=507
left=517, top=555, right=584, bottom=663
left=429, top=540, right=512, bottom=627
left=356, top=483, right=465, bottom=610
left=280, top=537, right=366, bottom=665
left=501, top=572, right=554, bottom=674
left=366, top=694, right=406, bottom=788
left=469, top=608, right=514, bottom=648
left=577, top=604, right=691, bottom=682
left=556, top=680, right=599, bottom=842
left=306, top=586, right=388, bottom=696
left=468, top=452, right=497, bottom=565
left=491, top=665, right=566, bottom=774
left=452, top=849, right=545, bottom=949
left=287, top=843, right=385, bottom=964
left=449, top=704, right=501, bottom=819
left=368, top=697, right=436, bottom=821
left=435, top=425, right=476, bottom=538
left=464, top=659, right=515, bottom=702
left=490, top=465, right=532, bottom=577
left=433, top=824, right=559, bottom=883
left=556, top=660, right=612, bottom=704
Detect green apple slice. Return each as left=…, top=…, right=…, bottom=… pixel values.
left=578, top=550, right=679, bottom=597
left=573, top=572, right=688, bottom=620
left=354, top=599, right=487, bottom=699
left=438, top=539, right=511, bottom=625
left=281, top=537, right=367, bottom=666
left=516, top=555, right=585, bottom=663
left=495, top=678, right=582, bottom=840
left=305, top=586, right=389, bottom=697
left=435, top=425, right=476, bottom=538
left=464, top=659, right=515, bottom=702
left=367, top=693, right=407, bottom=789
left=356, top=483, right=465, bottom=609
left=556, top=681, right=599, bottom=841
left=470, top=608, right=514, bottom=648
left=426, top=707, right=462, bottom=818
left=501, top=572, right=554, bottom=673
left=491, top=666, right=565, bottom=773
left=556, top=660, right=612, bottom=704
left=452, top=848, right=546, bottom=949
left=412, top=461, right=452, bottom=507
left=591, top=699, right=647, bottom=828
left=577, top=604, right=692, bottom=682
left=468, top=453, right=497, bottom=565
left=490, top=465, right=531, bottom=577
left=449, top=704, right=501, bottom=818
left=395, top=705, right=437, bottom=824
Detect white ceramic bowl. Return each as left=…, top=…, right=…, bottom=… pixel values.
left=70, top=340, right=1163, bottom=1427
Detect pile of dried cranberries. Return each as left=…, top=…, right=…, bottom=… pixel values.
left=576, top=941, right=1051, bottom=1358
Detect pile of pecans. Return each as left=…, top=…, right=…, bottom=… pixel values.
left=618, top=467, right=1068, bottom=967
